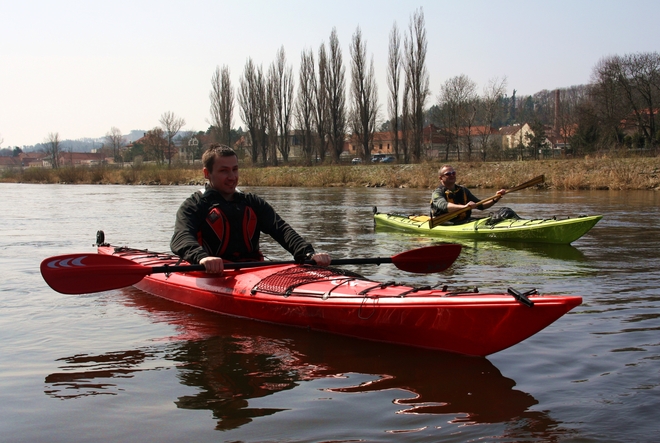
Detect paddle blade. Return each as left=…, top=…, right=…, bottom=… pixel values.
left=41, top=253, right=151, bottom=294
left=391, top=244, right=462, bottom=273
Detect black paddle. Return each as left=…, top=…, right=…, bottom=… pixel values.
left=41, top=244, right=462, bottom=295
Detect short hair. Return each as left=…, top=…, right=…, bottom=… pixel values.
left=202, top=144, right=237, bottom=171
left=438, top=164, right=454, bottom=176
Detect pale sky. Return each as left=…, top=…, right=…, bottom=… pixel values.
left=1, top=0, right=658, bottom=148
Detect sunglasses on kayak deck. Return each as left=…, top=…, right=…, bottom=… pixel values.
left=442, top=171, right=456, bottom=176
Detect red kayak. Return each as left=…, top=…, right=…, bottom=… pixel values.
left=41, top=235, right=581, bottom=356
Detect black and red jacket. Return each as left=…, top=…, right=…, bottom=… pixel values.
left=170, top=186, right=315, bottom=264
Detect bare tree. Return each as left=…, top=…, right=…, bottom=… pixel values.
left=439, top=77, right=461, bottom=160
left=462, top=81, right=479, bottom=160
left=387, top=22, right=402, bottom=161
left=266, top=70, right=278, bottom=166
left=326, top=28, right=347, bottom=163
left=436, top=102, right=456, bottom=161
left=143, top=127, right=168, bottom=164
left=349, top=26, right=379, bottom=161
left=238, top=58, right=261, bottom=164
left=254, top=65, right=270, bottom=166
left=314, top=43, right=330, bottom=162
left=159, top=111, right=186, bottom=166
left=554, top=85, right=588, bottom=154
left=439, top=74, right=477, bottom=160
left=590, top=57, right=629, bottom=146
left=590, top=53, right=660, bottom=152
left=618, top=52, right=660, bottom=149
left=296, top=48, right=317, bottom=164
left=572, top=90, right=603, bottom=155
left=45, top=132, right=61, bottom=169
left=270, top=47, right=295, bottom=162
left=403, top=8, right=430, bottom=162
left=105, top=127, right=126, bottom=163
left=478, top=76, right=507, bottom=160
left=401, top=78, right=411, bottom=163
left=209, top=65, right=234, bottom=146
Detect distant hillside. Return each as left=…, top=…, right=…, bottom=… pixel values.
left=23, top=130, right=148, bottom=153
left=126, top=130, right=146, bottom=143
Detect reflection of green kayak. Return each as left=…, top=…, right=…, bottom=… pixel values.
left=373, top=211, right=602, bottom=245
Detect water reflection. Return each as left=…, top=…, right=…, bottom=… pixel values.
left=374, top=226, right=587, bottom=262
left=45, top=349, right=151, bottom=399
left=45, top=288, right=566, bottom=438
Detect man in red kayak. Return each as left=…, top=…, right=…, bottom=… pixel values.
left=431, top=165, right=507, bottom=223
left=171, top=144, right=331, bottom=274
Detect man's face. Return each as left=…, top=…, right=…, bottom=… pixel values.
left=440, top=167, right=456, bottom=188
left=204, top=154, right=238, bottom=198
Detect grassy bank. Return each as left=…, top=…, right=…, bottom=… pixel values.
left=2, top=156, right=660, bottom=191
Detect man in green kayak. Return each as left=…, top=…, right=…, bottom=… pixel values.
left=431, top=165, right=507, bottom=223
left=171, top=144, right=331, bottom=274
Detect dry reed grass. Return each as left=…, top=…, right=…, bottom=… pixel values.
left=3, top=156, right=660, bottom=190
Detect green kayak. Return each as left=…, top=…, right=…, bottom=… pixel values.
left=373, top=211, right=602, bottom=244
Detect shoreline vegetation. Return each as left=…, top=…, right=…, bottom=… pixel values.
left=2, top=156, right=659, bottom=191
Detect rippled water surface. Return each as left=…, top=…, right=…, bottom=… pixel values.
left=1, top=183, right=659, bottom=442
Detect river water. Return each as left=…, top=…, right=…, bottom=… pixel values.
left=1, top=182, right=658, bottom=442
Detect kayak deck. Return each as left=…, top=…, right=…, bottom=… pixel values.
left=374, top=212, right=602, bottom=244
left=97, top=245, right=581, bottom=357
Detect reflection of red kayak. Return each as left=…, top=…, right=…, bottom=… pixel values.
left=45, top=291, right=551, bottom=431
left=97, top=244, right=581, bottom=357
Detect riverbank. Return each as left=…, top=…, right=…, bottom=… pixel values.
left=2, top=156, right=659, bottom=190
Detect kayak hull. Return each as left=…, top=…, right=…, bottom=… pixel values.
left=374, top=212, right=602, bottom=244
left=98, top=245, right=581, bottom=357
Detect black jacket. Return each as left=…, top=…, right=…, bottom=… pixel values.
left=170, top=187, right=315, bottom=264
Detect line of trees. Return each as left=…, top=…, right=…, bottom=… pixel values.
left=208, top=3, right=659, bottom=166
left=426, top=52, right=660, bottom=161
left=581, top=52, right=660, bottom=152
left=107, top=111, right=188, bottom=165
left=216, top=8, right=430, bottom=166
left=11, top=11, right=659, bottom=166
left=207, top=4, right=660, bottom=164
left=30, top=113, right=191, bottom=167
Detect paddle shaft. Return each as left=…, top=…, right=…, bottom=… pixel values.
left=149, top=257, right=395, bottom=274
left=430, top=175, right=544, bottom=228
